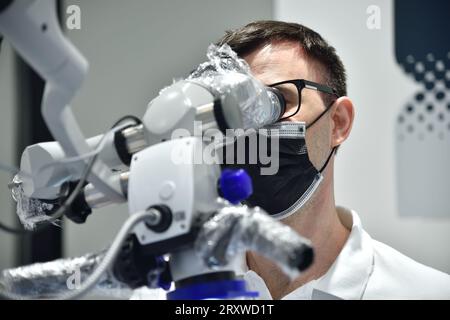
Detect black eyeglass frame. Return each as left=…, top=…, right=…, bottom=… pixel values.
left=269, top=79, right=340, bottom=121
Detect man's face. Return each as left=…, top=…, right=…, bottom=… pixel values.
left=243, top=40, right=333, bottom=171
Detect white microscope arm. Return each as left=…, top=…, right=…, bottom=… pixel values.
left=18, top=132, right=127, bottom=200
left=0, top=0, right=124, bottom=202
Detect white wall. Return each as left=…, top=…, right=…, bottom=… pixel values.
left=274, top=0, right=450, bottom=273
left=0, top=40, right=17, bottom=270
left=62, top=0, right=273, bottom=258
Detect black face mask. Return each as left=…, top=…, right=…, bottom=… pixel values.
left=221, top=109, right=337, bottom=219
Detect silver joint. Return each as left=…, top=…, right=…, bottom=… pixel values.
left=120, top=171, right=129, bottom=198
left=145, top=208, right=162, bottom=226
left=122, top=124, right=147, bottom=155
left=195, top=102, right=219, bottom=132
left=84, top=171, right=130, bottom=209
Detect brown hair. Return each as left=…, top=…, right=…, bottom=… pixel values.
left=217, top=20, right=347, bottom=105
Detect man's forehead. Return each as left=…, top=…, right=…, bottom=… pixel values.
left=243, top=41, right=316, bottom=84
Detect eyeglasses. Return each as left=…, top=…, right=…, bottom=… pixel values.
left=268, top=79, right=339, bottom=121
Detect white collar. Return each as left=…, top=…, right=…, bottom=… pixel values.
left=238, top=207, right=375, bottom=300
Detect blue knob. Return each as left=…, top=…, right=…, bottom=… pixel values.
left=219, top=169, right=253, bottom=204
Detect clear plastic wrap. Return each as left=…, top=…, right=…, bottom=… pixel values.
left=0, top=252, right=131, bottom=299
left=10, top=174, right=58, bottom=230
left=188, top=44, right=282, bottom=129
left=194, top=204, right=314, bottom=279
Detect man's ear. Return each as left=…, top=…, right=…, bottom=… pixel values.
left=330, top=97, right=355, bottom=147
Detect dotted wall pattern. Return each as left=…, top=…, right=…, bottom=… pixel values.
left=394, top=0, right=450, bottom=217
left=397, top=53, right=450, bottom=142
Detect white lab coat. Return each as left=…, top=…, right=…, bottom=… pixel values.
left=131, top=207, right=450, bottom=300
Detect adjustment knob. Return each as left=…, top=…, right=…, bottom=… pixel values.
left=219, top=169, right=253, bottom=204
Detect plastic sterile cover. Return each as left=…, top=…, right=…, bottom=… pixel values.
left=194, top=204, right=313, bottom=280
left=0, top=252, right=131, bottom=299
left=10, top=174, right=58, bottom=230
left=188, top=44, right=281, bottom=129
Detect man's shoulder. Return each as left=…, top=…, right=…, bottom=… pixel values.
left=364, top=237, right=450, bottom=299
